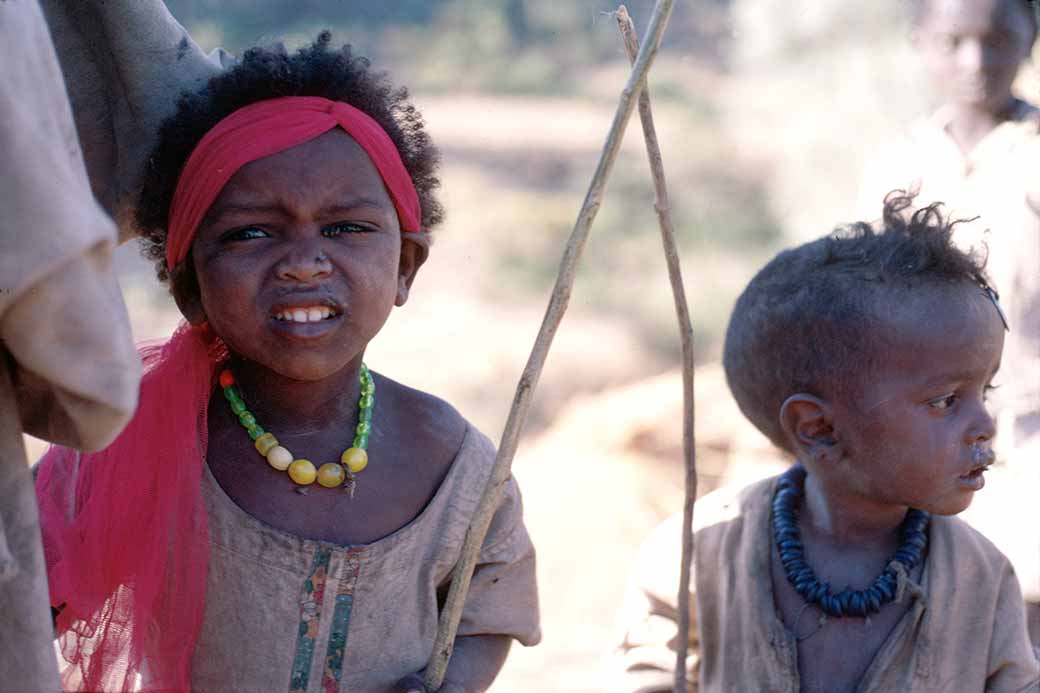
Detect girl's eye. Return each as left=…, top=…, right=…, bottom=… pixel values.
left=928, top=393, right=957, bottom=411
left=984, top=383, right=1001, bottom=401
left=323, top=222, right=368, bottom=237
left=221, top=226, right=268, bottom=242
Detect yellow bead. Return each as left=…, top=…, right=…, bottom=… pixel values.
left=254, top=432, right=279, bottom=456
left=288, top=459, right=317, bottom=485
left=317, top=463, right=346, bottom=488
left=341, top=447, right=368, bottom=474
left=266, top=445, right=293, bottom=471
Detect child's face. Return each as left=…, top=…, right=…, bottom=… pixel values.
left=183, top=129, right=424, bottom=381
left=916, top=0, right=1034, bottom=114
left=828, top=284, right=1004, bottom=516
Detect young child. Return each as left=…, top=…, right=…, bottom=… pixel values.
left=34, top=34, right=539, bottom=693
left=607, top=194, right=1039, bottom=692
left=859, top=0, right=1040, bottom=643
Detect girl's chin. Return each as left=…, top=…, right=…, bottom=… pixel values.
left=228, top=353, right=361, bottom=384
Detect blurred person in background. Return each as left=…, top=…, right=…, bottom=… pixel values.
left=858, top=0, right=1040, bottom=643
left=0, top=1, right=140, bottom=690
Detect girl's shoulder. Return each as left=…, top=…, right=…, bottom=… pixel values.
left=372, top=370, right=470, bottom=464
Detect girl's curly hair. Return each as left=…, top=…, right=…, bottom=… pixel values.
left=136, top=32, right=443, bottom=291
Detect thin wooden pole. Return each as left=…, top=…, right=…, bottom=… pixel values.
left=615, top=7, right=697, bottom=692
left=422, top=0, right=676, bottom=689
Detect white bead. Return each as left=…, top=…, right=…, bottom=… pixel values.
left=266, top=445, right=293, bottom=471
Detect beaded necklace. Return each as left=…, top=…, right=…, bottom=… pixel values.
left=772, top=464, right=929, bottom=618
left=219, top=364, right=374, bottom=496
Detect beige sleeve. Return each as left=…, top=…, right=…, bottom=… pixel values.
left=985, top=562, right=1040, bottom=691
left=455, top=476, right=541, bottom=647
left=603, top=513, right=698, bottom=693
left=0, top=0, right=139, bottom=451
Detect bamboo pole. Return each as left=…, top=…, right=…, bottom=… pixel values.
left=422, top=0, right=676, bottom=689
left=615, top=7, right=697, bottom=691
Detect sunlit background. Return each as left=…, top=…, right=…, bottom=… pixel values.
left=27, top=1, right=1040, bottom=689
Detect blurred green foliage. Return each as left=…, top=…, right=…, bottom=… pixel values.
left=166, top=0, right=733, bottom=94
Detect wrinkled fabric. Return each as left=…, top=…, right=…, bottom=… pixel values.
left=607, top=475, right=1040, bottom=692
left=39, top=0, right=230, bottom=242
left=0, top=1, right=139, bottom=690
left=42, top=423, right=539, bottom=692
left=858, top=102, right=1040, bottom=605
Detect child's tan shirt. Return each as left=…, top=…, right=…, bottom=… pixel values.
left=189, top=424, right=539, bottom=692
left=607, top=475, right=1040, bottom=692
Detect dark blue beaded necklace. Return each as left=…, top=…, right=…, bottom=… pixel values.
left=772, top=464, right=930, bottom=618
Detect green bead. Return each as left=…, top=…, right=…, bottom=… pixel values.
left=230, top=399, right=247, bottom=415
left=223, top=387, right=238, bottom=401
left=246, top=425, right=264, bottom=441
left=360, top=394, right=374, bottom=410
left=355, top=421, right=370, bottom=436
left=354, top=434, right=369, bottom=449
left=238, top=412, right=257, bottom=428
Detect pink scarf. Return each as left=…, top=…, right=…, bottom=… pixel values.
left=36, top=96, right=423, bottom=691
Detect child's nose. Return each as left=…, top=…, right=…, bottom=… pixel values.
left=274, top=242, right=332, bottom=283
left=966, top=401, right=997, bottom=444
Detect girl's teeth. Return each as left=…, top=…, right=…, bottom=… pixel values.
left=275, top=307, right=333, bottom=322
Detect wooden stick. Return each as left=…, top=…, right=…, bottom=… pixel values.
left=422, top=0, right=676, bottom=689
left=615, top=7, right=697, bottom=692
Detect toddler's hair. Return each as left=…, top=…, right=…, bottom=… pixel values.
left=137, top=31, right=442, bottom=287
left=723, top=192, right=991, bottom=452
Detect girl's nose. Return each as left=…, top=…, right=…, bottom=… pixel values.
left=275, top=242, right=332, bottom=283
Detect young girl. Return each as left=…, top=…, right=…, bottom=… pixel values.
left=859, top=0, right=1040, bottom=643
left=608, top=194, right=1039, bottom=691
left=35, top=34, right=540, bottom=693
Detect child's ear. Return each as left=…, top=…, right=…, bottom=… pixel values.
left=396, top=232, right=430, bottom=307
left=779, top=393, right=842, bottom=466
left=170, top=263, right=207, bottom=326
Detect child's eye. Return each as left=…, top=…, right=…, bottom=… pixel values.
left=928, top=393, right=957, bottom=411
left=322, top=222, right=368, bottom=237
left=984, top=383, right=1001, bottom=401
left=221, top=226, right=268, bottom=242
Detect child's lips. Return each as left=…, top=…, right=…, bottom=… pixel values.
left=268, top=311, right=344, bottom=340
left=267, top=298, right=345, bottom=339
left=958, top=445, right=995, bottom=489
left=269, top=296, right=344, bottom=322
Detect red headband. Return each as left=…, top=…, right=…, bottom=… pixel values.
left=165, top=96, right=423, bottom=270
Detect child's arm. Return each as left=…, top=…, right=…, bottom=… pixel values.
left=394, top=634, right=512, bottom=692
